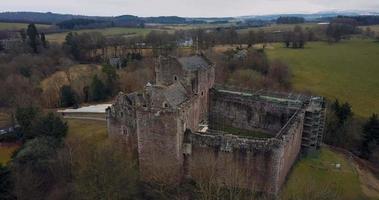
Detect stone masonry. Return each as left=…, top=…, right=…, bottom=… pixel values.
left=106, top=55, right=326, bottom=195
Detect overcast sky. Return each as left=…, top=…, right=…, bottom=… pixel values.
left=2, top=0, right=379, bottom=17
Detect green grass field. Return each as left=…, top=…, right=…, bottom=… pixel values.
left=46, top=27, right=155, bottom=43
left=66, top=119, right=107, bottom=142
left=282, top=147, right=366, bottom=200
left=0, top=22, right=51, bottom=31
left=267, top=39, right=379, bottom=117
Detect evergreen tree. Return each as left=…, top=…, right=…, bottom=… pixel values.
left=26, top=23, right=39, bottom=53
left=29, top=112, right=68, bottom=140
left=0, top=165, right=14, bottom=200
left=64, top=32, right=80, bottom=60
left=90, top=75, right=106, bottom=101
left=15, top=106, right=40, bottom=138
left=102, top=64, right=118, bottom=96
left=324, top=99, right=354, bottom=147
left=361, top=114, right=379, bottom=159
left=59, top=85, right=78, bottom=108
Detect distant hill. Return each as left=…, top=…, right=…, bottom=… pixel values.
left=0, top=12, right=211, bottom=29
left=239, top=10, right=379, bottom=21
left=1, top=10, right=378, bottom=28
left=0, top=12, right=108, bottom=24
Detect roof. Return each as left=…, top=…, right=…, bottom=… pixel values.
left=164, top=82, right=189, bottom=108
left=57, top=104, right=112, bottom=114
left=177, top=56, right=210, bottom=71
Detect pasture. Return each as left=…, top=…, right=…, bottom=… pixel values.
left=46, top=27, right=155, bottom=43
left=0, top=22, right=51, bottom=30
left=267, top=39, right=379, bottom=117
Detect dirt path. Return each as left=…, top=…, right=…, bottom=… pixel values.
left=330, top=146, right=379, bottom=199
left=353, top=161, right=379, bottom=199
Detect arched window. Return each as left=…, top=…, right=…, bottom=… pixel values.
left=174, top=75, right=178, bottom=81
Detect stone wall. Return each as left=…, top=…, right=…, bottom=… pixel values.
left=136, top=108, right=184, bottom=184
left=107, top=93, right=138, bottom=153
left=155, top=56, right=184, bottom=86
left=185, top=110, right=304, bottom=194
left=209, top=89, right=298, bottom=135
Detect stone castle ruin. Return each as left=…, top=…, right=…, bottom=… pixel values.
left=106, top=55, right=326, bottom=195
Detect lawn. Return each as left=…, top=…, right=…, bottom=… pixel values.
left=281, top=147, right=366, bottom=200
left=214, top=124, right=273, bottom=138
left=46, top=27, right=155, bottom=43
left=267, top=39, right=379, bottom=117
left=66, top=119, right=107, bottom=143
left=0, top=22, right=51, bottom=30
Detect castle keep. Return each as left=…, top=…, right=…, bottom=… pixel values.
left=106, top=55, right=326, bottom=194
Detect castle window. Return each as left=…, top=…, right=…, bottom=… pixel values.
left=201, top=91, right=204, bottom=96
left=163, top=102, right=169, bottom=108
left=174, top=75, right=178, bottom=81
left=122, top=126, right=128, bottom=135
left=120, top=112, right=124, bottom=117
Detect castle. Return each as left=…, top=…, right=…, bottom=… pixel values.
left=106, top=55, right=326, bottom=195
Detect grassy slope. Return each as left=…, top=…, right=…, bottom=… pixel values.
left=66, top=119, right=107, bottom=142
left=0, top=22, right=51, bottom=30
left=267, top=39, right=379, bottom=117
left=282, top=147, right=366, bottom=200
left=46, top=27, right=154, bottom=43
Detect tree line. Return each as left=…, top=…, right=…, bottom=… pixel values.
left=324, top=100, right=379, bottom=164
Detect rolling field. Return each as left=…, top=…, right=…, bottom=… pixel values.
left=0, top=22, right=51, bottom=30
left=46, top=27, right=155, bottom=43
left=282, top=147, right=366, bottom=200
left=267, top=39, right=379, bottom=117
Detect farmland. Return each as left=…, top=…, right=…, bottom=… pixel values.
left=238, top=23, right=326, bottom=33
left=267, top=39, right=379, bottom=117
left=0, top=22, right=51, bottom=30
left=46, top=27, right=156, bottom=43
